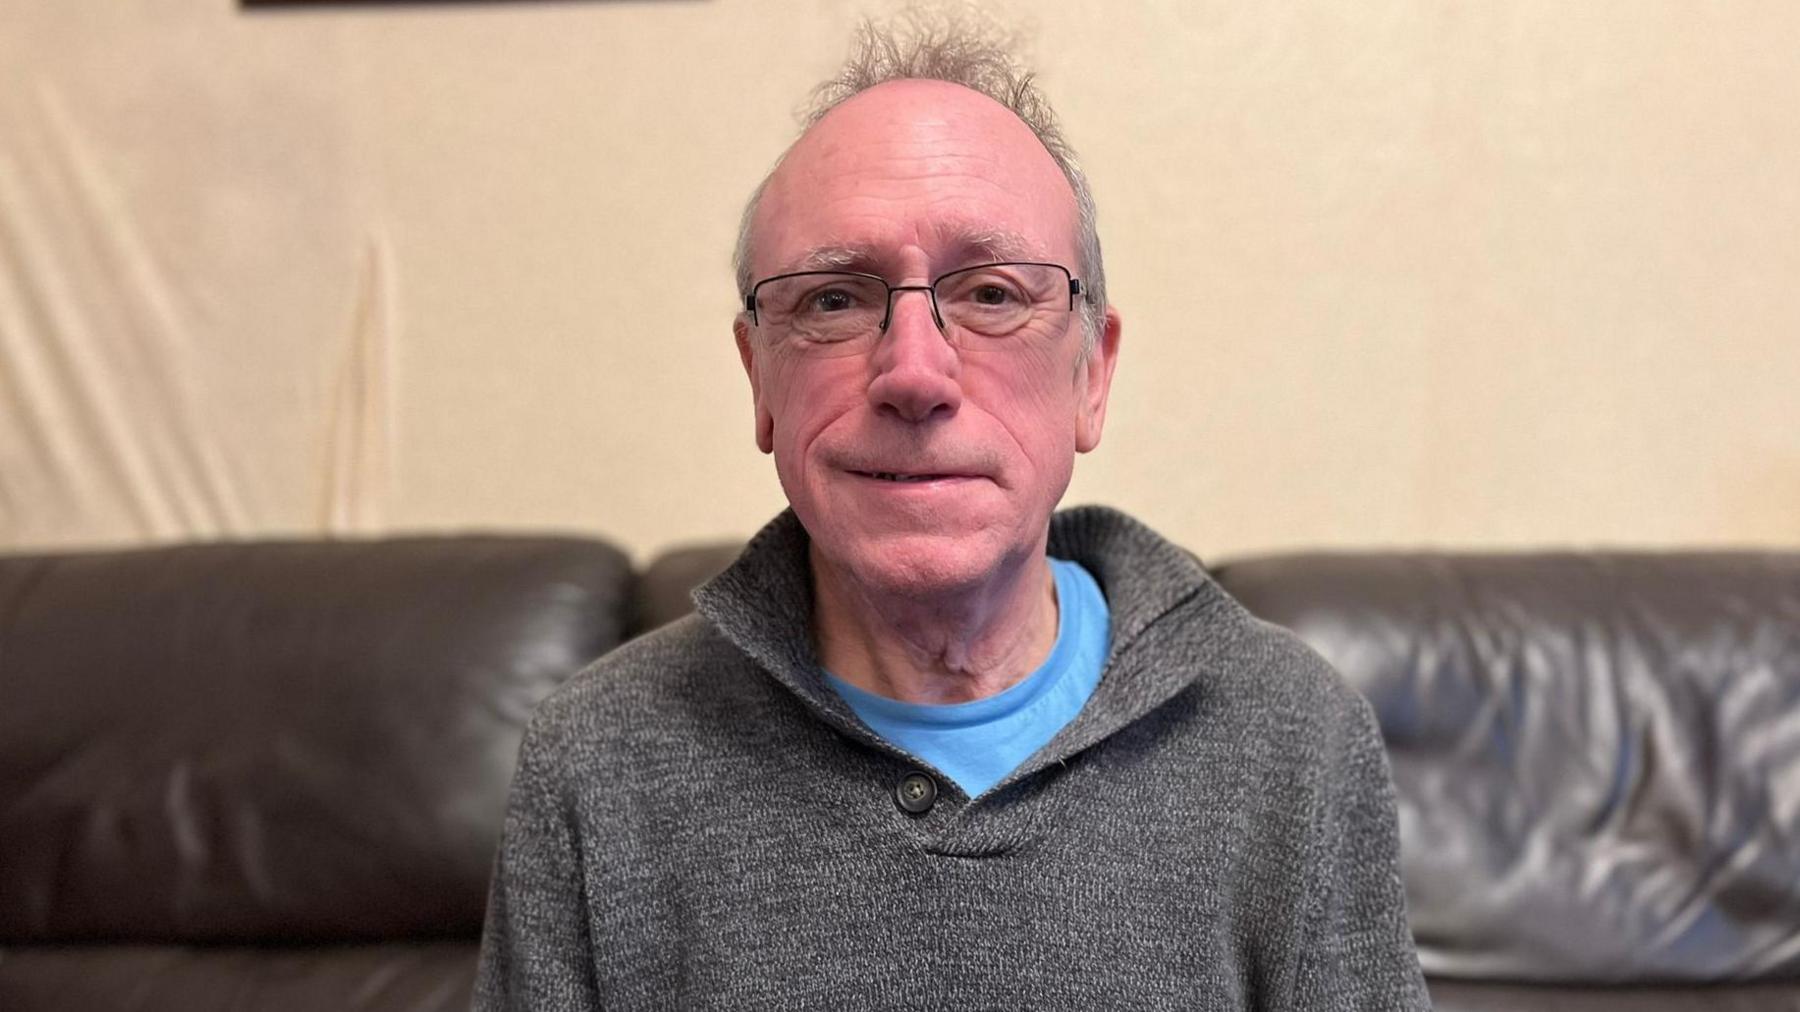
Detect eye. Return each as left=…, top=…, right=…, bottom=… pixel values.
left=969, top=283, right=1016, bottom=307
left=770, top=274, right=886, bottom=346
left=945, top=273, right=1025, bottom=304
left=808, top=287, right=859, bottom=313
left=935, top=264, right=1068, bottom=340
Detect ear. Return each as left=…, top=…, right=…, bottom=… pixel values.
left=734, top=316, right=775, bottom=454
left=1075, top=305, right=1122, bottom=454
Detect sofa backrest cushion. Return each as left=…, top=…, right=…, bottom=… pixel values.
left=630, top=543, right=741, bottom=637
left=0, top=536, right=631, bottom=944
left=1214, top=552, right=1800, bottom=984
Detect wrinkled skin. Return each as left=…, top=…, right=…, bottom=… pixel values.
left=735, top=79, right=1122, bottom=702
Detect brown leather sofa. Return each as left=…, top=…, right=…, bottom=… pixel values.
left=3, top=535, right=1796, bottom=1010
left=0, top=537, right=633, bottom=1012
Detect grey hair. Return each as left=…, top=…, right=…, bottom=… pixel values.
left=732, top=8, right=1107, bottom=350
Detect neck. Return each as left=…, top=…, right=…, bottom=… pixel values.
left=812, top=543, right=1060, bottom=705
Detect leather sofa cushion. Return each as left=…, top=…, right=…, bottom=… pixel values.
left=1427, top=978, right=1800, bottom=1011
left=1214, top=553, right=1800, bottom=984
left=0, top=537, right=631, bottom=944
left=0, top=942, right=475, bottom=1012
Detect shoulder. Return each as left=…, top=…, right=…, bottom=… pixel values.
left=1219, top=613, right=1393, bottom=814
left=1144, top=601, right=1399, bottom=869
left=517, top=613, right=774, bottom=766
left=1241, top=613, right=1371, bottom=719
left=1153, top=589, right=1383, bottom=760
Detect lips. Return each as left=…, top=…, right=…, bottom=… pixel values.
left=851, top=470, right=965, bottom=483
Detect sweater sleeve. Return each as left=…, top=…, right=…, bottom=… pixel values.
left=473, top=716, right=604, bottom=1012
left=1288, top=690, right=1431, bottom=1010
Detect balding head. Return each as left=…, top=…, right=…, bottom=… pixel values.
left=750, top=79, right=1081, bottom=290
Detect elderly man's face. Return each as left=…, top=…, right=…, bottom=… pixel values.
left=736, top=79, right=1121, bottom=597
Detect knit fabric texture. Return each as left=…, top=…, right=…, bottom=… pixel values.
left=473, top=506, right=1429, bottom=1010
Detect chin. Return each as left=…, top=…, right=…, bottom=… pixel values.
left=843, top=530, right=999, bottom=596
left=803, top=512, right=1044, bottom=604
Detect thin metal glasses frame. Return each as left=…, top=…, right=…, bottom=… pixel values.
left=743, top=261, right=1084, bottom=332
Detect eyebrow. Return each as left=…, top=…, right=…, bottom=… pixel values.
left=777, top=228, right=1050, bottom=279
left=787, top=244, right=879, bottom=274
left=955, top=228, right=1042, bottom=264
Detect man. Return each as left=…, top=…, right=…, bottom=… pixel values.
left=475, top=15, right=1427, bottom=1010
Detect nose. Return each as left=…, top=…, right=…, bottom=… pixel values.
left=867, top=288, right=962, bottom=424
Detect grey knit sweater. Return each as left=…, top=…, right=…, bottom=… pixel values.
left=473, top=506, right=1429, bottom=1010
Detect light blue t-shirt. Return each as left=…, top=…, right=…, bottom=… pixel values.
left=824, top=557, right=1110, bottom=799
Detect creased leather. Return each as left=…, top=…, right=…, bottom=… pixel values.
left=1215, top=552, right=1800, bottom=985
left=1427, top=977, right=1800, bottom=1011
left=0, top=537, right=631, bottom=944
left=0, top=943, right=477, bottom=1012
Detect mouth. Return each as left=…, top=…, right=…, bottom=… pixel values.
left=849, top=469, right=974, bottom=484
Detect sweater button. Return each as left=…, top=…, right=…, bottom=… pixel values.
left=895, top=771, right=937, bottom=815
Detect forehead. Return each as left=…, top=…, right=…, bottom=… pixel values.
left=754, top=80, right=1079, bottom=278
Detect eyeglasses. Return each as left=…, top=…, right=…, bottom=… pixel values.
left=744, top=262, right=1084, bottom=356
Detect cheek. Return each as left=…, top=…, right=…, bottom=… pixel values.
left=965, top=346, right=1085, bottom=464
left=761, top=352, right=864, bottom=455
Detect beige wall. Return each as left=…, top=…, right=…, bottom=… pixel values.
left=3, top=0, right=1796, bottom=560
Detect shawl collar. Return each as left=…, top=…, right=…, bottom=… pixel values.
left=691, top=505, right=1253, bottom=772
